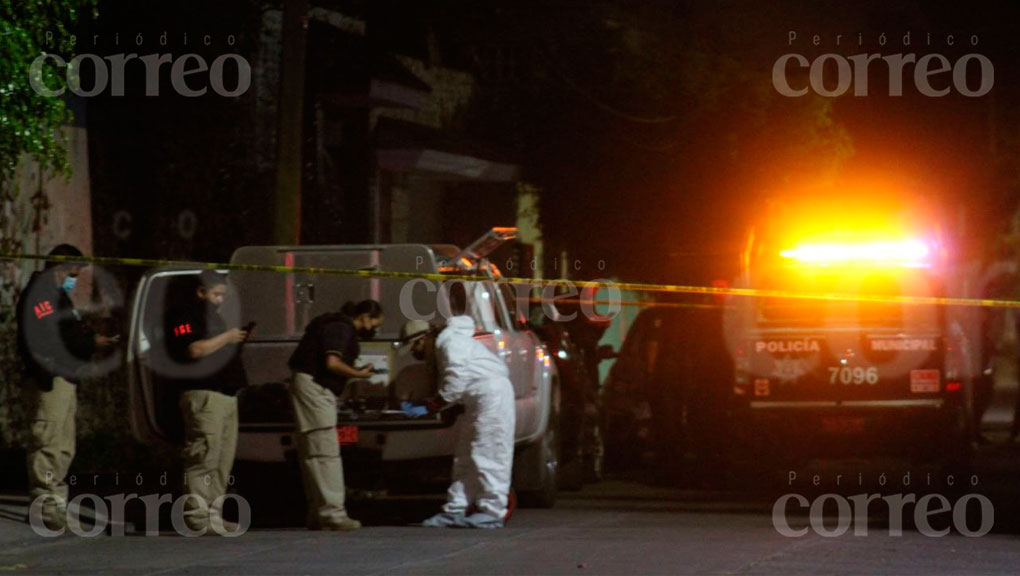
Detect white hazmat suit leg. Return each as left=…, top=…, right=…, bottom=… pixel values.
left=471, top=378, right=516, bottom=518
left=442, top=378, right=515, bottom=518
left=435, top=316, right=517, bottom=521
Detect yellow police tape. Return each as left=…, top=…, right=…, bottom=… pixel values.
left=4, top=252, right=1020, bottom=309
left=534, top=298, right=724, bottom=310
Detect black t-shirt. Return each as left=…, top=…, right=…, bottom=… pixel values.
left=288, top=313, right=360, bottom=394
left=16, top=270, right=96, bottom=387
left=164, top=302, right=247, bottom=395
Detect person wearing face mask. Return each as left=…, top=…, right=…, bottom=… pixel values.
left=165, top=270, right=250, bottom=533
left=16, top=244, right=119, bottom=531
left=287, top=299, right=384, bottom=531
left=403, top=282, right=516, bottom=529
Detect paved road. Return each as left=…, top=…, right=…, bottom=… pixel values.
left=0, top=469, right=1017, bottom=576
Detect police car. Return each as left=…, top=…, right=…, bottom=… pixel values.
left=728, top=195, right=973, bottom=468
left=126, top=229, right=561, bottom=506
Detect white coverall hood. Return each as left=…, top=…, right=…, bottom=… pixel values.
left=443, top=315, right=476, bottom=338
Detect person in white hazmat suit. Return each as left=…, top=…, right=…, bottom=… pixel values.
left=402, top=288, right=516, bottom=529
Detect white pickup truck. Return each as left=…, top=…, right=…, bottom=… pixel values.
left=126, top=229, right=561, bottom=506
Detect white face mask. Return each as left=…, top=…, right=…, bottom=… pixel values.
left=62, top=275, right=78, bottom=293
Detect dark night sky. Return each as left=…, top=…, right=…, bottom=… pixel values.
left=80, top=0, right=1020, bottom=284
left=489, top=0, right=1020, bottom=283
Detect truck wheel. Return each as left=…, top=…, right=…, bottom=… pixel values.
left=517, top=416, right=559, bottom=508
left=516, top=385, right=560, bottom=508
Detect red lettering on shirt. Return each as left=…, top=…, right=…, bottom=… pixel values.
left=173, top=323, right=193, bottom=337
left=33, top=301, right=54, bottom=319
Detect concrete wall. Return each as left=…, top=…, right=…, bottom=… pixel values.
left=371, top=55, right=476, bottom=131
left=2, top=126, right=93, bottom=310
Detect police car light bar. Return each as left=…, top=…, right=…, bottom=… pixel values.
left=780, top=239, right=932, bottom=268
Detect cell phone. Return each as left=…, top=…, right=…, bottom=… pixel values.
left=243, top=321, right=256, bottom=333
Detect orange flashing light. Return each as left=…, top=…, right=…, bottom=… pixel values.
left=780, top=239, right=931, bottom=268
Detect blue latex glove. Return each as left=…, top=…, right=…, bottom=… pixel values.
left=401, top=401, right=428, bottom=418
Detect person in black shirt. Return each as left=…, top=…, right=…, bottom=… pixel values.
left=165, top=270, right=249, bottom=534
left=288, top=299, right=384, bottom=531
left=16, top=244, right=118, bottom=530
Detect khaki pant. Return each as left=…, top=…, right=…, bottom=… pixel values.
left=290, top=372, right=347, bottom=523
left=179, top=389, right=238, bottom=529
left=27, top=376, right=77, bottom=518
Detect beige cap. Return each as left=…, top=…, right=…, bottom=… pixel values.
left=400, top=320, right=431, bottom=342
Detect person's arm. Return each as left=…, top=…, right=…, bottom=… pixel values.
left=95, top=334, right=120, bottom=348
left=325, top=354, right=373, bottom=379
left=425, top=396, right=449, bottom=412
left=58, top=312, right=97, bottom=359
left=188, top=328, right=247, bottom=359
left=320, top=321, right=373, bottom=378
left=25, top=297, right=64, bottom=373
left=435, top=338, right=469, bottom=404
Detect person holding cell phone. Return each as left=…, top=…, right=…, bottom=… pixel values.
left=17, top=244, right=119, bottom=531
left=165, top=270, right=250, bottom=534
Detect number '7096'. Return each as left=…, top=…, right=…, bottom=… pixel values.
left=828, top=366, right=879, bottom=385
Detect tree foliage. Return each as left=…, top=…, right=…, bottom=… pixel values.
left=0, top=0, right=95, bottom=449
left=0, top=0, right=97, bottom=183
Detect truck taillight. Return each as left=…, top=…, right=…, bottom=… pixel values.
left=945, top=381, right=962, bottom=393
